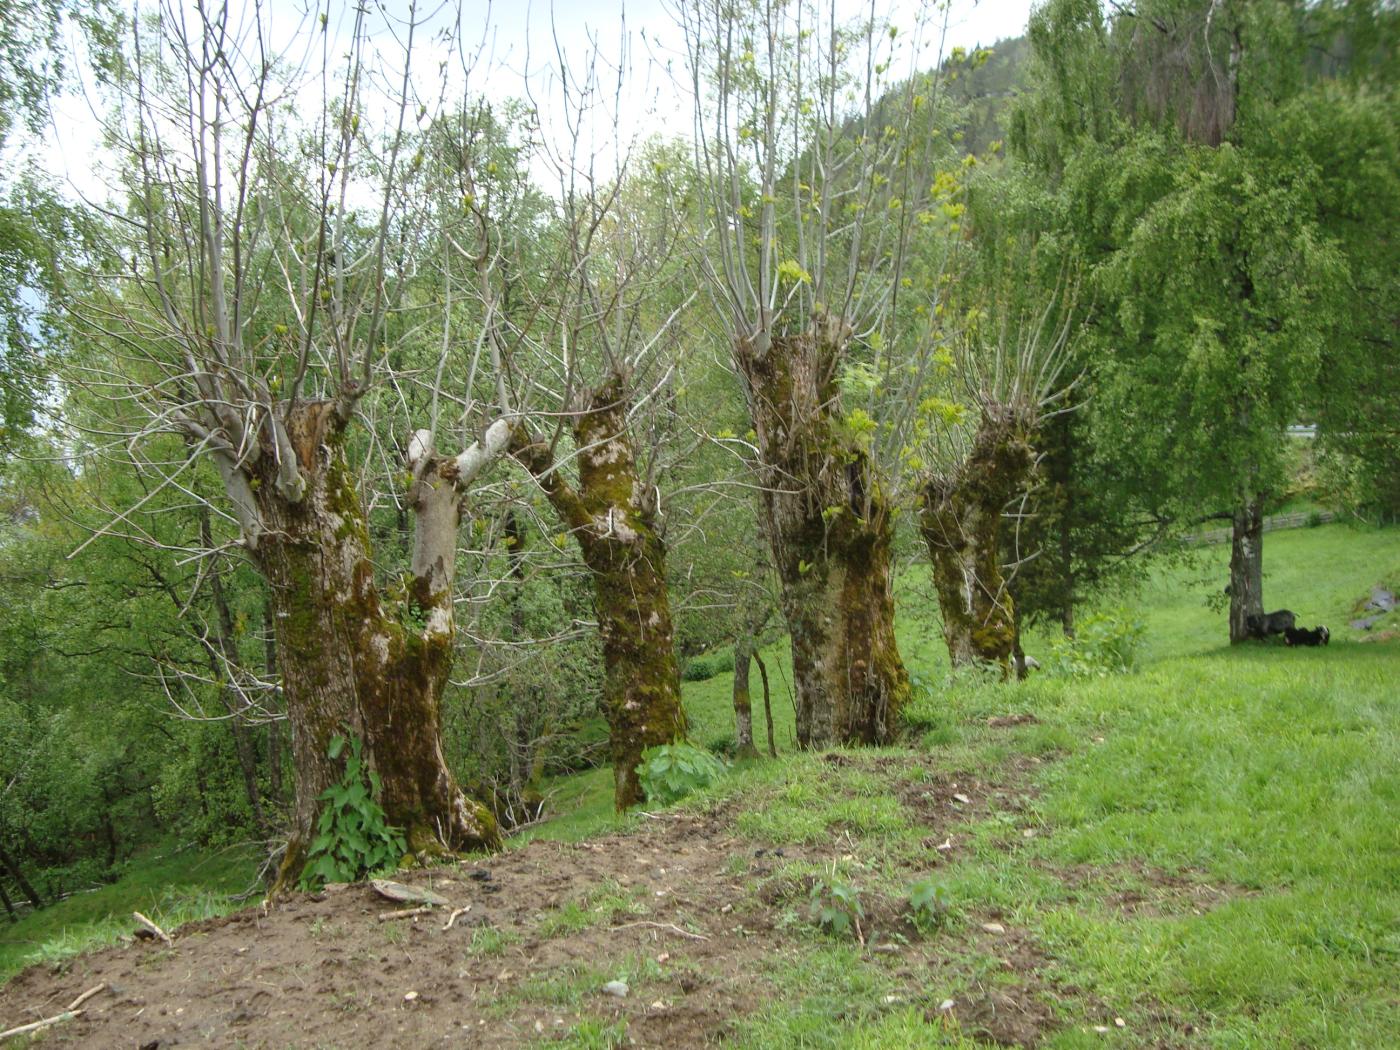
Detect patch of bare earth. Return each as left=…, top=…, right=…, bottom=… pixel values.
left=0, top=750, right=1201, bottom=1049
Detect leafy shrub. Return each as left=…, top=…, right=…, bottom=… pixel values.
left=300, top=734, right=406, bottom=889
left=681, top=650, right=736, bottom=681
left=636, top=743, right=728, bottom=806
left=809, top=876, right=864, bottom=938
left=704, top=732, right=738, bottom=758
left=906, top=876, right=952, bottom=929
left=1045, top=610, right=1145, bottom=678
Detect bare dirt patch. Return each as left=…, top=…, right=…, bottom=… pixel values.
left=0, top=752, right=1188, bottom=1049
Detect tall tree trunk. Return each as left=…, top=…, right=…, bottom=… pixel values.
left=197, top=506, right=269, bottom=837
left=262, top=595, right=284, bottom=806
left=1056, top=434, right=1077, bottom=639
left=1228, top=494, right=1265, bottom=643
left=732, top=635, right=759, bottom=759
left=920, top=406, right=1036, bottom=676
left=511, top=374, right=686, bottom=810
left=735, top=322, right=910, bottom=748
left=0, top=842, right=42, bottom=910
left=498, top=510, right=546, bottom=827
left=0, top=875, right=16, bottom=922
left=754, top=650, right=776, bottom=758
left=237, top=401, right=503, bottom=888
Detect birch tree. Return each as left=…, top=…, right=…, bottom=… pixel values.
left=1013, top=0, right=1354, bottom=643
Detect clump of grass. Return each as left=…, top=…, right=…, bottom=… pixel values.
left=465, top=924, right=522, bottom=957
left=537, top=879, right=645, bottom=939
left=553, top=1017, right=630, bottom=1049
left=1, top=846, right=259, bottom=982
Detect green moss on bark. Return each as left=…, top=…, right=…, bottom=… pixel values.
left=734, top=325, right=911, bottom=748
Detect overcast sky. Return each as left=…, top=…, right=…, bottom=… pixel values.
left=40, top=0, right=1037, bottom=203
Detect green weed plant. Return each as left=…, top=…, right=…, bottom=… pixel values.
left=636, top=742, right=727, bottom=805
left=300, top=734, right=405, bottom=888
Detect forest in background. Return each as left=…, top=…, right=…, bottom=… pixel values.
left=0, top=0, right=1396, bottom=919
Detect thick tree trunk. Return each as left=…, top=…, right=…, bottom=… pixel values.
left=262, top=595, right=284, bottom=806
left=511, top=374, right=686, bottom=810
left=735, top=323, right=910, bottom=748
left=732, top=636, right=759, bottom=759
left=1228, top=494, right=1265, bottom=643
left=235, top=402, right=502, bottom=888
left=0, top=875, right=16, bottom=922
left=920, top=406, right=1036, bottom=676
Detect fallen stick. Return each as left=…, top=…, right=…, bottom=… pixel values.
left=609, top=921, right=710, bottom=941
left=66, top=984, right=108, bottom=1012
left=133, top=911, right=173, bottom=945
left=377, top=905, right=434, bottom=922
left=0, top=984, right=106, bottom=1042
left=0, top=1009, right=86, bottom=1041
left=441, top=905, right=472, bottom=931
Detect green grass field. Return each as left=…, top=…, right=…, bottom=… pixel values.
left=3, top=521, right=1396, bottom=1048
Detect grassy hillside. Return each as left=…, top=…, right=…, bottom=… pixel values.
left=2, top=521, right=1396, bottom=1048
left=515, top=522, right=1398, bottom=1045
left=0, top=845, right=259, bottom=983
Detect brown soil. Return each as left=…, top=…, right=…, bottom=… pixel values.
left=0, top=753, right=1197, bottom=1049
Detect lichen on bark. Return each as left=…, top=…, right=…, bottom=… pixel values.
left=241, top=401, right=501, bottom=892
left=920, top=403, right=1037, bottom=677
left=510, top=372, right=686, bottom=810
left=734, top=318, right=911, bottom=749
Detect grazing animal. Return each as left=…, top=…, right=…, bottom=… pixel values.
left=1245, top=609, right=1297, bottom=640
left=1284, top=625, right=1329, bottom=647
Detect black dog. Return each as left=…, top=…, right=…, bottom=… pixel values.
left=1246, top=609, right=1297, bottom=640
left=1284, top=625, right=1329, bottom=647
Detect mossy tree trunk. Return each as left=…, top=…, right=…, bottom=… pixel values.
left=755, top=650, right=777, bottom=758
left=511, top=374, right=686, bottom=810
left=920, top=405, right=1036, bottom=677
left=218, top=400, right=504, bottom=888
left=731, top=634, right=759, bottom=759
left=498, top=509, right=547, bottom=827
left=735, top=322, right=910, bottom=749
left=1228, top=494, right=1265, bottom=643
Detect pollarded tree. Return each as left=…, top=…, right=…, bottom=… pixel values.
left=504, top=124, right=692, bottom=808
left=917, top=293, right=1075, bottom=675
left=66, top=1, right=521, bottom=884
left=678, top=0, right=968, bottom=747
